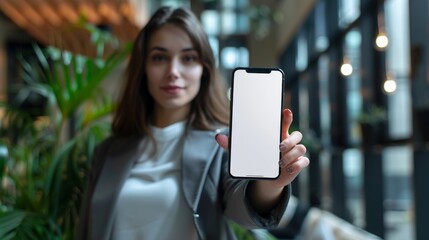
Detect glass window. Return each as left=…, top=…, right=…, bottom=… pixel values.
left=236, top=13, right=249, bottom=34
left=208, top=36, right=219, bottom=66
left=296, top=32, right=308, bottom=71
left=344, top=29, right=362, bottom=145
left=315, top=1, right=328, bottom=51
left=202, top=10, right=220, bottom=35
left=385, top=0, right=412, bottom=139
left=236, top=0, right=249, bottom=9
left=221, top=0, right=248, bottom=9
left=222, top=0, right=236, bottom=9
left=344, top=148, right=365, bottom=227
left=211, top=0, right=249, bottom=74
left=318, top=54, right=331, bottom=146
left=339, top=0, right=360, bottom=28
left=219, top=0, right=249, bottom=35
left=382, top=146, right=414, bottom=240
left=221, top=47, right=249, bottom=69
left=382, top=0, right=414, bottom=239
left=221, top=10, right=237, bottom=35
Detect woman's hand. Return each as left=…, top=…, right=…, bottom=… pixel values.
left=215, top=108, right=309, bottom=187
left=273, top=108, right=309, bottom=188
left=215, top=109, right=309, bottom=214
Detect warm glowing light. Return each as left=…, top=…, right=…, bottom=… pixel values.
left=341, top=62, right=353, bottom=76
left=383, top=79, right=397, bottom=93
left=375, top=32, right=389, bottom=50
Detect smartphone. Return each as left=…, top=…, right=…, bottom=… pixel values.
left=228, top=67, right=285, bottom=179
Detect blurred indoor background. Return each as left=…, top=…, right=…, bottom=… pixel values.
left=0, top=0, right=428, bottom=240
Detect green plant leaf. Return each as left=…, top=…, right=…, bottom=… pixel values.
left=81, top=99, right=115, bottom=128
left=62, top=60, right=74, bottom=102
left=43, top=138, right=77, bottom=219
left=0, top=144, right=8, bottom=181
left=0, top=211, right=61, bottom=240
left=357, top=104, right=387, bottom=125
left=33, top=43, right=130, bottom=119
left=0, top=210, right=25, bottom=237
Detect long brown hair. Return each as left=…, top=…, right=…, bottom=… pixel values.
left=112, top=7, right=229, bottom=137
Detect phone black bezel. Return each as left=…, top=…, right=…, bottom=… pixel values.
left=227, top=67, right=285, bottom=180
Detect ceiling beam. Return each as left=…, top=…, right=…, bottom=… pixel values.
left=0, top=0, right=141, bottom=57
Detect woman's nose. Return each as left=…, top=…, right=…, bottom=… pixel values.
left=167, top=58, right=180, bottom=80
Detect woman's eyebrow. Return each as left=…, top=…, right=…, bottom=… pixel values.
left=149, top=46, right=168, bottom=52
left=182, top=47, right=196, bottom=52
left=148, top=46, right=196, bottom=52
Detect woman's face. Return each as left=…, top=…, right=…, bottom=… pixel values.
left=146, top=24, right=203, bottom=119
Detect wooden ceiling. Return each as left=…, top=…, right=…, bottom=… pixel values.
left=0, top=0, right=145, bottom=57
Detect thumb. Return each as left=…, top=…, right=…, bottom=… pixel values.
left=282, top=109, right=293, bottom=140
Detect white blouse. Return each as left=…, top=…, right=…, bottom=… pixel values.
left=112, top=121, right=198, bottom=240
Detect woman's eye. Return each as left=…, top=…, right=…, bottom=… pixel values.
left=151, top=55, right=167, bottom=62
left=183, top=55, right=199, bottom=63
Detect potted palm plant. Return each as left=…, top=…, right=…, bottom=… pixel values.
left=0, top=24, right=131, bottom=239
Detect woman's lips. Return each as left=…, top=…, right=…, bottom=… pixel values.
left=160, top=86, right=184, bottom=94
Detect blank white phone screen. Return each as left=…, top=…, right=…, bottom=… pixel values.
left=229, top=68, right=284, bottom=179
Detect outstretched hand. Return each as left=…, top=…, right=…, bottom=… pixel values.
left=215, top=109, right=309, bottom=214
left=274, top=108, right=309, bottom=187
left=215, top=109, right=309, bottom=188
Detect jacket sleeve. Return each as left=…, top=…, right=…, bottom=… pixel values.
left=74, top=137, right=113, bottom=240
left=221, top=149, right=291, bottom=229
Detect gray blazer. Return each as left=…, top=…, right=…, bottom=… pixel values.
left=76, top=128, right=290, bottom=240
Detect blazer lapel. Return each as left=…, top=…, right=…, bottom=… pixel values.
left=182, top=129, right=220, bottom=211
left=91, top=136, right=142, bottom=240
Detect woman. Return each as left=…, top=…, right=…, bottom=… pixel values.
left=76, top=6, right=309, bottom=240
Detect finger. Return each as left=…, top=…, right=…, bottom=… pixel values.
left=282, top=109, right=293, bottom=140
left=279, top=131, right=303, bottom=152
left=272, top=156, right=310, bottom=188
left=280, top=144, right=307, bottom=165
left=215, top=134, right=229, bottom=150
left=283, top=156, right=310, bottom=175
